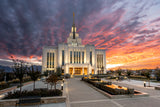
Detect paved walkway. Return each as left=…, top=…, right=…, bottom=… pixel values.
left=2, top=78, right=160, bottom=107
left=66, top=78, right=122, bottom=107
left=119, top=79, right=160, bottom=88
left=66, top=78, right=160, bottom=107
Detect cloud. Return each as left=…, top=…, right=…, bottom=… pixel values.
left=0, top=0, right=160, bottom=69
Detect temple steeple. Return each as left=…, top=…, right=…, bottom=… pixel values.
left=67, top=12, right=81, bottom=45
left=72, top=12, right=76, bottom=39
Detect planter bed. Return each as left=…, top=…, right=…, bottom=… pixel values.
left=0, top=88, right=65, bottom=106
left=82, top=78, right=149, bottom=99
left=0, top=96, right=66, bottom=106
left=3, top=89, right=62, bottom=99
left=155, top=86, right=160, bottom=90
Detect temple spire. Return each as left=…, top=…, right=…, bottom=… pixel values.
left=72, top=12, right=76, bottom=39
left=73, top=12, right=75, bottom=26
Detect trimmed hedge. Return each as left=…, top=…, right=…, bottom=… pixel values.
left=0, top=81, right=9, bottom=90
left=130, top=75, right=156, bottom=80
left=4, top=89, right=62, bottom=99
left=64, top=74, right=70, bottom=79
left=0, top=77, right=31, bottom=90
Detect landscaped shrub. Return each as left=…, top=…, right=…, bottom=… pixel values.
left=108, top=76, right=117, bottom=79
left=11, top=79, right=20, bottom=84
left=23, top=76, right=31, bottom=82
left=64, top=74, right=70, bottom=79
left=127, top=88, right=134, bottom=94
left=4, top=89, right=62, bottom=99
left=0, top=81, right=9, bottom=90
left=0, top=77, right=32, bottom=90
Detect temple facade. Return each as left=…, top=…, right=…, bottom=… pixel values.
left=42, top=14, right=106, bottom=75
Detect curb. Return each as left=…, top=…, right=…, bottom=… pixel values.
left=0, top=81, right=33, bottom=95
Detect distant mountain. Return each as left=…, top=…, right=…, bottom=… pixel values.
left=0, top=65, right=42, bottom=73
left=0, top=65, right=12, bottom=72
left=30, top=65, right=42, bottom=72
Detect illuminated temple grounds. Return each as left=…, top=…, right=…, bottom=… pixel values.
left=42, top=14, right=106, bottom=75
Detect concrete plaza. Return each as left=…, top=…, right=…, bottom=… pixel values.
left=66, top=78, right=160, bottom=107
left=2, top=78, right=160, bottom=107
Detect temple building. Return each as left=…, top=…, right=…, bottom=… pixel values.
left=42, top=13, right=106, bottom=75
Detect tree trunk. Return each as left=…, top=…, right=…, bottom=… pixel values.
left=33, top=81, right=35, bottom=90
left=51, top=85, right=52, bottom=90
left=20, top=81, right=22, bottom=97
left=54, top=83, right=56, bottom=90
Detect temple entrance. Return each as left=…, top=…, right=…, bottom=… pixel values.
left=92, top=69, right=94, bottom=74
left=69, top=68, right=73, bottom=75
left=74, top=68, right=82, bottom=75
left=69, top=67, right=88, bottom=75
left=84, top=68, right=88, bottom=75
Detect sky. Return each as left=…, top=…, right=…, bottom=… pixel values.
left=0, top=0, right=160, bottom=70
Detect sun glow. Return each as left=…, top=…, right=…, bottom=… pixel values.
left=106, top=64, right=124, bottom=69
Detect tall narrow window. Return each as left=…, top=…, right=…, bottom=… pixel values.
left=70, top=51, right=72, bottom=63
left=47, top=52, right=49, bottom=68
left=75, top=52, right=77, bottom=63
left=79, top=52, right=81, bottom=63
left=77, top=52, right=78, bottom=63
left=101, top=55, right=103, bottom=67
left=50, top=53, right=52, bottom=68
left=97, top=54, right=103, bottom=68
left=62, top=50, right=64, bottom=65
left=53, top=53, right=54, bottom=68
left=90, top=51, right=92, bottom=65
left=82, top=52, right=84, bottom=64
left=74, top=52, right=76, bottom=63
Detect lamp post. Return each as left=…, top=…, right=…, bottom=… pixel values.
left=63, top=78, right=64, bottom=83
left=144, top=81, right=146, bottom=87
left=61, top=83, right=63, bottom=90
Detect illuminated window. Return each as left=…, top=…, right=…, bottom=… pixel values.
left=52, top=53, right=54, bottom=68
left=74, top=52, right=76, bottom=63
left=90, top=51, right=92, bottom=65
left=47, top=52, right=49, bottom=68
left=62, top=50, right=64, bottom=65
left=70, top=51, right=72, bottom=63
left=82, top=52, right=84, bottom=64
left=97, top=54, right=103, bottom=68
left=50, top=53, right=52, bottom=68
left=79, top=52, right=81, bottom=63
left=77, top=52, right=78, bottom=63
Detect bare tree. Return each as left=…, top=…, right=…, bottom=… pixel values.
left=144, top=70, right=151, bottom=87
left=47, top=73, right=58, bottom=90
left=12, top=58, right=27, bottom=95
left=27, top=65, right=41, bottom=90
left=0, top=69, right=5, bottom=82
left=126, top=70, right=132, bottom=81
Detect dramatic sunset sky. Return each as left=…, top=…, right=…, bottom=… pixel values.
left=0, top=0, right=160, bottom=70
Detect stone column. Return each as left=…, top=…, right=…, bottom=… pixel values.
left=82, top=67, right=84, bottom=75
left=72, top=50, right=74, bottom=64
left=87, top=65, right=89, bottom=75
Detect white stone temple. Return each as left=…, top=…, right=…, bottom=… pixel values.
left=42, top=13, right=106, bottom=75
